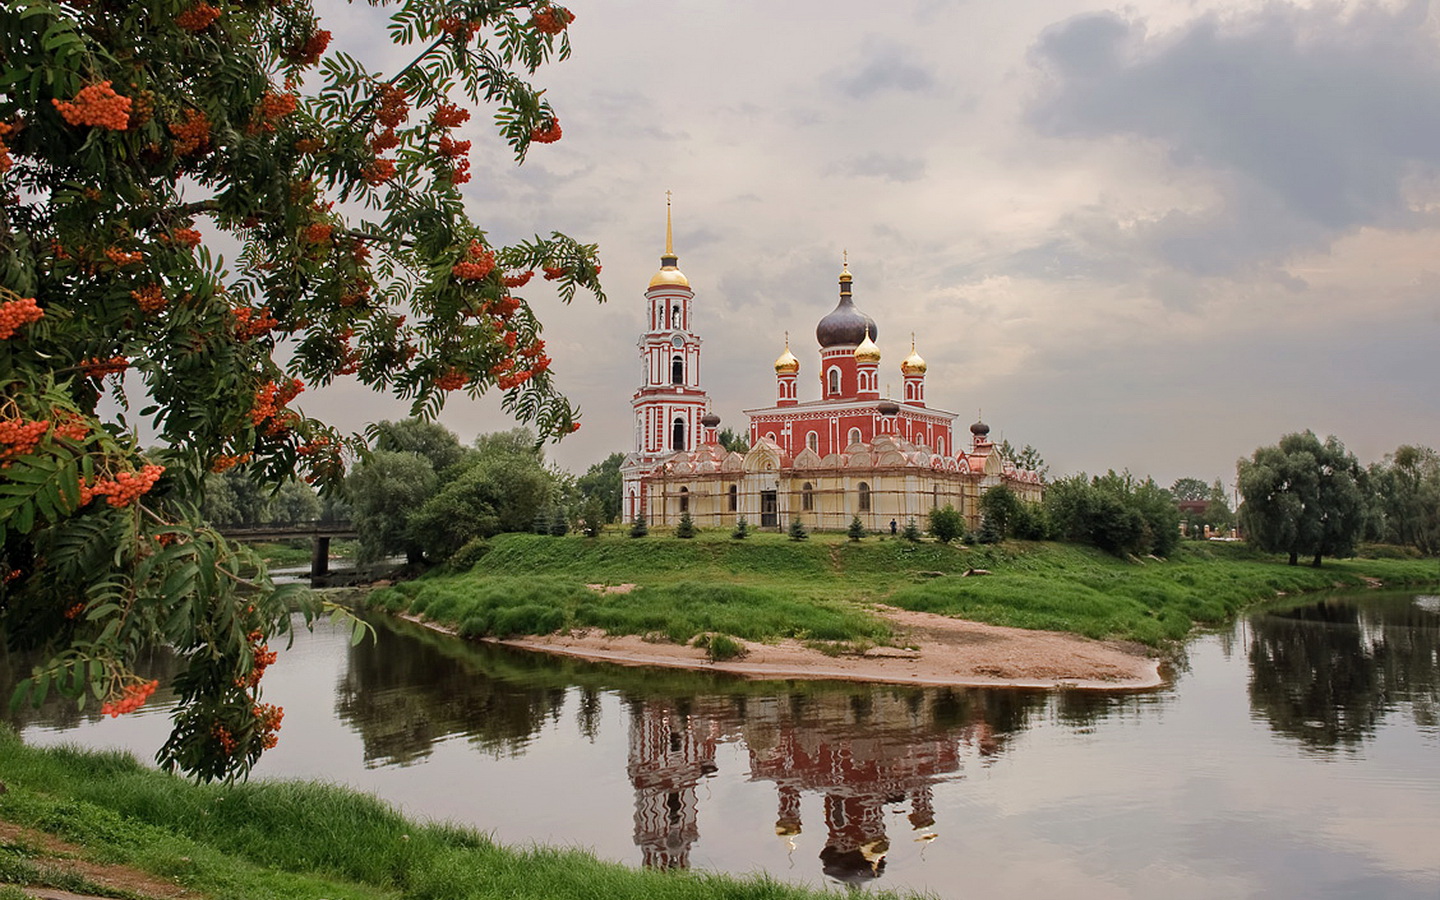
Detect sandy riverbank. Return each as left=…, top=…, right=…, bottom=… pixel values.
left=480, top=603, right=1164, bottom=691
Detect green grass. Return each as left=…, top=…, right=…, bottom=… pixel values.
left=0, top=727, right=915, bottom=900
left=368, top=532, right=1440, bottom=649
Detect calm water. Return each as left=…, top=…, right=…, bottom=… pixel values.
left=7, top=591, right=1440, bottom=899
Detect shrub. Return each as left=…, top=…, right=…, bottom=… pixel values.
left=848, top=516, right=866, bottom=541
left=694, top=632, right=746, bottom=661
left=902, top=518, right=923, bottom=542
left=675, top=512, right=696, bottom=539
left=579, top=497, right=604, bottom=538
left=447, top=537, right=490, bottom=572
left=629, top=515, right=648, bottom=538
left=732, top=516, right=750, bottom=539
left=788, top=516, right=809, bottom=541
left=929, top=505, right=964, bottom=544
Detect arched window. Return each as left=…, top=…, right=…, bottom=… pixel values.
left=728, top=484, right=738, bottom=511
left=848, top=428, right=862, bottom=447
left=802, top=482, right=814, bottom=512
left=671, top=355, right=684, bottom=385
left=672, top=304, right=682, bottom=328
left=905, top=383, right=914, bottom=401
left=938, top=436, right=946, bottom=456
left=933, top=486, right=940, bottom=509
left=858, top=482, right=871, bottom=512
left=827, top=367, right=840, bottom=395
left=679, top=486, right=689, bottom=513
left=672, top=417, right=686, bottom=451
left=806, top=431, right=819, bottom=453
left=766, top=431, right=777, bottom=443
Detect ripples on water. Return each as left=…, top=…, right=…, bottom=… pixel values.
left=7, top=590, right=1439, bottom=898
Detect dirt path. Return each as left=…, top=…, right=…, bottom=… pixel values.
left=489, top=605, right=1164, bottom=691
left=0, top=820, right=196, bottom=900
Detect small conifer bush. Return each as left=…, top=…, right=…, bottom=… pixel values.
left=788, top=516, right=809, bottom=541
left=732, top=516, right=750, bottom=539
left=902, top=518, right=923, bottom=542
left=848, top=516, right=866, bottom=541
left=675, top=512, right=696, bottom=538
left=629, top=515, right=648, bottom=538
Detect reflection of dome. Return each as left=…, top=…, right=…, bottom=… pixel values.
left=970, top=419, right=990, bottom=437
left=901, top=336, right=927, bottom=375
left=854, top=328, right=880, bottom=363
left=774, top=338, right=800, bottom=374
left=816, top=263, right=877, bottom=348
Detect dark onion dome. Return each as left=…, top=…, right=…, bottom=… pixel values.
left=815, top=263, right=878, bottom=348
left=877, top=398, right=900, bottom=416
left=700, top=412, right=721, bottom=429
left=970, top=419, right=991, bottom=436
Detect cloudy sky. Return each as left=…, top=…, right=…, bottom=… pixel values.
left=312, top=0, right=1440, bottom=489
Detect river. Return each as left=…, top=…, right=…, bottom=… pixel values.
left=7, top=589, right=1439, bottom=898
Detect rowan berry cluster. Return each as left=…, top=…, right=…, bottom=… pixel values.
left=296, top=436, right=333, bottom=456
left=250, top=378, right=304, bottom=429
left=294, top=136, right=324, bottom=154
left=0, top=122, right=14, bottom=174
left=169, top=227, right=203, bottom=248
left=254, top=703, right=284, bottom=749
left=232, top=306, right=278, bottom=340
left=438, top=17, right=481, bottom=42
left=100, top=679, right=158, bottom=717
left=53, top=82, right=132, bottom=130
left=82, top=464, right=165, bottom=508
left=249, top=90, right=298, bottom=133
left=170, top=108, right=211, bottom=156
left=286, top=29, right=331, bottom=66
left=438, top=135, right=470, bottom=159
left=530, top=116, right=562, bottom=144
left=502, top=270, right=535, bottom=288
left=304, top=222, right=333, bottom=245
left=236, top=630, right=277, bottom=689
left=375, top=84, right=409, bottom=129
left=370, top=127, right=399, bottom=152
left=52, top=413, right=89, bottom=442
left=530, top=5, right=575, bottom=34
left=542, top=265, right=569, bottom=280
left=435, top=368, right=468, bottom=391
left=175, top=2, right=221, bottom=31
left=0, top=418, right=49, bottom=465
left=0, top=295, right=43, bottom=339
left=105, top=247, right=144, bottom=267
left=433, top=103, right=470, bottom=128
left=63, top=601, right=86, bottom=619
left=361, top=157, right=396, bottom=185
left=80, top=356, right=129, bottom=378
left=452, top=240, right=496, bottom=281
left=131, top=284, right=166, bottom=313
left=210, top=451, right=251, bottom=472
left=212, top=723, right=237, bottom=756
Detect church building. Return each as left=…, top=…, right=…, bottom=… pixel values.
left=620, top=204, right=1042, bottom=532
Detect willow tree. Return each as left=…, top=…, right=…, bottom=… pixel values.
left=1238, top=432, right=1364, bottom=567
left=0, top=0, right=597, bottom=780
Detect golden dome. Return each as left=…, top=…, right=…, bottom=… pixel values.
left=649, top=266, right=690, bottom=288
left=854, top=326, right=881, bottom=364
left=901, top=334, right=927, bottom=375
left=774, top=333, right=800, bottom=374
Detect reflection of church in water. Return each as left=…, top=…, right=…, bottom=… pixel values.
left=626, top=691, right=1013, bottom=883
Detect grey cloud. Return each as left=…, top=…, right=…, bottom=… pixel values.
left=837, top=42, right=936, bottom=98
left=1026, top=3, right=1440, bottom=272
left=829, top=152, right=927, bottom=183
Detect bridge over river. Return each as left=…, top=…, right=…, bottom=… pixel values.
left=215, top=521, right=360, bottom=585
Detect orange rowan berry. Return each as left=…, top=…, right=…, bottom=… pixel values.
left=131, top=284, right=166, bottom=313
left=286, top=29, right=331, bottom=66
left=175, top=3, right=221, bottom=31
left=452, top=240, right=495, bottom=281
left=170, top=108, right=211, bottom=156
left=100, top=679, right=158, bottom=717
left=530, top=117, right=562, bottom=144
left=502, top=270, right=534, bottom=288
left=104, top=247, right=144, bottom=266
left=80, top=355, right=129, bottom=378
left=0, top=295, right=44, bottom=339
left=361, top=157, right=396, bottom=185
left=433, top=103, right=470, bottom=128
left=530, top=5, right=575, bottom=35
left=304, top=222, right=332, bottom=245
left=374, top=84, right=408, bottom=129
left=53, top=82, right=132, bottom=130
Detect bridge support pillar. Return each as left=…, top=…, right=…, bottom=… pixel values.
left=311, top=536, right=331, bottom=583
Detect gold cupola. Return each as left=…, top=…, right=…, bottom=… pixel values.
left=774, top=332, right=800, bottom=374
left=854, top=325, right=881, bottom=364
left=649, top=192, right=690, bottom=288
left=901, top=333, right=927, bottom=375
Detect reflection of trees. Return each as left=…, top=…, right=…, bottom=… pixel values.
left=1248, top=595, right=1440, bottom=751
left=1, top=643, right=180, bottom=735
left=335, top=622, right=568, bottom=766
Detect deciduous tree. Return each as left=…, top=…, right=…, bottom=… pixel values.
left=1238, top=431, right=1364, bottom=566
left=0, top=0, right=595, bottom=780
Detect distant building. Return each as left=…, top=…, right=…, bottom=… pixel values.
left=621, top=205, right=1042, bottom=531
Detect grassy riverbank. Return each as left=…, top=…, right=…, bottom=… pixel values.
left=369, top=532, right=1439, bottom=648
left=0, top=728, right=914, bottom=900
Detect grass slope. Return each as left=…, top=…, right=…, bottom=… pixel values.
left=0, top=728, right=914, bottom=900
left=368, top=532, right=1439, bottom=648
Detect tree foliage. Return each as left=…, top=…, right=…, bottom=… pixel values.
left=1045, top=470, right=1179, bottom=557
left=1238, top=432, right=1365, bottom=566
left=997, top=439, right=1048, bottom=481
left=0, top=0, right=594, bottom=780
left=1366, top=445, right=1440, bottom=556
left=928, top=505, right=964, bottom=544
left=576, top=451, right=623, bottom=523
left=978, top=485, right=1021, bottom=540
